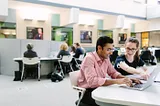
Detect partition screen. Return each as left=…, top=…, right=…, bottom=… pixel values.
left=26, top=27, right=43, bottom=40
left=80, top=31, right=92, bottom=43
left=118, top=33, right=127, bottom=44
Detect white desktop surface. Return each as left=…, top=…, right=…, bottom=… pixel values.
left=13, top=57, right=60, bottom=61
left=92, top=83, right=160, bottom=106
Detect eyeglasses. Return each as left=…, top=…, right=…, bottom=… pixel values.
left=126, top=47, right=137, bottom=52
left=105, top=48, right=114, bottom=52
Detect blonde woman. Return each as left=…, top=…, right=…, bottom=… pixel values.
left=57, top=43, right=70, bottom=58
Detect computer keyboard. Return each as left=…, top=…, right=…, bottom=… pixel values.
left=133, top=84, right=143, bottom=88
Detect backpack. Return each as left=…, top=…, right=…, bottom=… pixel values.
left=51, top=73, right=63, bottom=82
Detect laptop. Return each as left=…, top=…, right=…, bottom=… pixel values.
left=120, top=66, right=160, bottom=91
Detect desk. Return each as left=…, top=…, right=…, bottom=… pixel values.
left=13, top=57, right=60, bottom=75
left=92, top=83, right=160, bottom=106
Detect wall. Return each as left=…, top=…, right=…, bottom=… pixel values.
left=148, top=19, right=160, bottom=31
left=149, top=31, right=160, bottom=47
left=16, top=10, right=51, bottom=40
left=135, top=19, right=160, bottom=32
left=135, top=21, right=149, bottom=32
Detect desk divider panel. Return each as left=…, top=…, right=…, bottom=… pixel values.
left=50, top=41, right=64, bottom=52
left=0, top=39, right=67, bottom=76
left=20, top=39, right=51, bottom=57
left=0, top=39, right=21, bottom=75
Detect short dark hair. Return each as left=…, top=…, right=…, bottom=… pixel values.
left=74, top=43, right=80, bottom=46
left=27, top=43, right=33, bottom=50
left=96, top=36, right=113, bottom=51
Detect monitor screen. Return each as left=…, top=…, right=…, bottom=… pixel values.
left=26, top=27, right=43, bottom=40
left=80, top=31, right=92, bottom=43
left=119, top=33, right=127, bottom=44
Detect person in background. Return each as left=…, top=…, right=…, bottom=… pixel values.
left=70, top=45, right=76, bottom=55
left=77, top=36, right=140, bottom=106
left=57, top=43, right=70, bottom=74
left=114, top=37, right=149, bottom=80
left=141, top=46, right=157, bottom=65
left=57, top=43, right=70, bottom=58
left=73, top=43, right=84, bottom=58
left=24, top=43, right=38, bottom=78
left=24, top=43, right=38, bottom=58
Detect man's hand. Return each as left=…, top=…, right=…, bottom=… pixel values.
left=130, top=78, right=142, bottom=84
left=117, top=77, right=132, bottom=87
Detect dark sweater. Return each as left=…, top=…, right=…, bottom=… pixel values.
left=57, top=50, right=70, bottom=58
left=24, top=50, right=38, bottom=58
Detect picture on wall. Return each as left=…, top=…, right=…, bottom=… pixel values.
left=26, top=27, right=43, bottom=40
left=119, top=33, right=127, bottom=44
left=80, top=31, right=92, bottom=43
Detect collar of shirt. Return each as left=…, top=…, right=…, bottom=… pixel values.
left=93, top=51, right=107, bottom=66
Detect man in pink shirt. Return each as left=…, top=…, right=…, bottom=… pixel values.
left=77, top=36, right=140, bottom=106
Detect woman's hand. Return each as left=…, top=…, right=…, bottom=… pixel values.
left=140, top=71, right=149, bottom=80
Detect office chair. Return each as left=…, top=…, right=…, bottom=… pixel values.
left=21, top=57, right=40, bottom=82
left=74, top=54, right=85, bottom=69
left=155, top=50, right=160, bottom=62
left=140, top=50, right=151, bottom=65
left=69, top=71, right=86, bottom=106
left=110, top=50, right=118, bottom=64
left=58, top=55, right=73, bottom=77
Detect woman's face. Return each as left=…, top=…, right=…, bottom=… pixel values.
left=125, top=42, right=138, bottom=57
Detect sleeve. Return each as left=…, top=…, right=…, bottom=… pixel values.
left=107, top=59, right=121, bottom=79
left=23, top=52, right=26, bottom=57
left=138, top=58, right=145, bottom=66
left=57, top=51, right=62, bottom=58
left=81, top=56, right=106, bottom=88
left=114, top=56, right=125, bottom=71
left=34, top=52, right=38, bottom=57
left=73, top=49, right=79, bottom=58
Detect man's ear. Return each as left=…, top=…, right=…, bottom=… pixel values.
left=98, top=46, right=102, bottom=51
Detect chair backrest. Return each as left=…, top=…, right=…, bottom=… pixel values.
left=22, top=57, right=40, bottom=65
left=155, top=50, right=160, bottom=58
left=69, top=70, right=80, bottom=86
left=61, top=55, right=73, bottom=62
left=79, top=54, right=84, bottom=61
left=110, top=50, right=119, bottom=63
left=141, top=50, right=151, bottom=60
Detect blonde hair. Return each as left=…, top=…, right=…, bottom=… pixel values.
left=60, top=43, right=68, bottom=51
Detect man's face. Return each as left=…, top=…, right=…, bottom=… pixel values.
left=98, top=43, right=114, bottom=59
left=38, top=28, right=42, bottom=34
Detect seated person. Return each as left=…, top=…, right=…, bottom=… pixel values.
left=141, top=46, right=156, bottom=65
left=23, top=43, right=38, bottom=78
left=77, top=36, right=140, bottom=106
left=57, top=43, right=70, bottom=74
left=57, top=43, right=70, bottom=58
left=114, top=37, right=149, bottom=80
left=73, top=43, right=84, bottom=58
left=70, top=45, right=76, bottom=55
left=72, top=43, right=84, bottom=70
left=24, top=43, right=38, bottom=58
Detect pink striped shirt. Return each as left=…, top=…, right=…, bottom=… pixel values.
left=77, top=51, right=120, bottom=88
